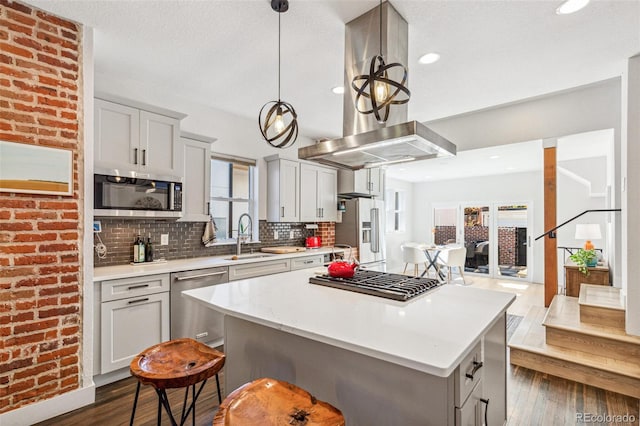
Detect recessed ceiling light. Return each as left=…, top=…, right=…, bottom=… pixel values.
left=556, top=0, right=590, bottom=15
left=489, top=155, right=500, bottom=159
left=418, top=53, right=440, bottom=65
left=331, top=86, right=345, bottom=94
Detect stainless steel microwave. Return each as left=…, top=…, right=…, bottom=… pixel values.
left=94, top=174, right=183, bottom=218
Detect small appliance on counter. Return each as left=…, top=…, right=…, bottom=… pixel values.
left=305, top=236, right=321, bottom=248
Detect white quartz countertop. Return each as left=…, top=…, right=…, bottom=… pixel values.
left=183, top=269, right=515, bottom=377
left=93, top=247, right=340, bottom=281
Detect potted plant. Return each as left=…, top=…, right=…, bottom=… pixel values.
left=569, top=249, right=598, bottom=275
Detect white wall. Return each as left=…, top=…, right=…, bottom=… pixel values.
left=94, top=71, right=315, bottom=221
left=412, top=170, right=544, bottom=283
left=559, top=156, right=607, bottom=195
left=384, top=177, right=414, bottom=272
left=555, top=163, right=609, bottom=286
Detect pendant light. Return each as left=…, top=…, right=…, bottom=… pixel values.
left=259, top=0, right=298, bottom=148
left=351, top=0, right=410, bottom=124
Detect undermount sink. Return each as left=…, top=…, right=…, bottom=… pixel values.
left=224, top=253, right=277, bottom=261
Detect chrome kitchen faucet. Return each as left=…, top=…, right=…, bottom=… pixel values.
left=236, top=213, right=253, bottom=255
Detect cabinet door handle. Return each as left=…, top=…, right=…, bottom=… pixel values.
left=303, top=260, right=314, bottom=264
left=142, top=149, right=146, bottom=166
left=133, top=148, right=138, bottom=165
left=465, top=360, right=483, bottom=380
left=480, top=398, right=489, bottom=425
left=174, top=271, right=227, bottom=281
left=320, top=208, right=324, bottom=217
left=207, top=202, right=210, bottom=215
left=127, top=284, right=149, bottom=290
left=128, top=297, right=149, bottom=305
left=281, top=206, right=285, bottom=218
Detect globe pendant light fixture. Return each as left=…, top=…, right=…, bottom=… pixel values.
left=351, top=0, right=410, bottom=124
left=259, top=0, right=298, bottom=148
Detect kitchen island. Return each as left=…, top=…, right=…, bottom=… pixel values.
left=184, top=269, right=515, bottom=425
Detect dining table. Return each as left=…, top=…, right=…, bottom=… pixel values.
left=417, top=244, right=453, bottom=282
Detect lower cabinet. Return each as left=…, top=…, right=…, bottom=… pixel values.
left=100, top=292, right=170, bottom=373
left=290, top=255, right=324, bottom=270
left=97, top=273, right=170, bottom=375
left=228, top=259, right=291, bottom=281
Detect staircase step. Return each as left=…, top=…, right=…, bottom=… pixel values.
left=509, top=305, right=640, bottom=399
left=543, top=295, right=640, bottom=359
left=579, top=284, right=625, bottom=329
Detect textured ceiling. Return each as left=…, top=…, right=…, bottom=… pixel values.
left=28, top=0, right=640, bottom=143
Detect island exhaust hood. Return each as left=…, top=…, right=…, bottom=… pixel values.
left=298, top=1, right=456, bottom=170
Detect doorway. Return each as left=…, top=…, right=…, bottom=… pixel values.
left=433, top=202, right=532, bottom=281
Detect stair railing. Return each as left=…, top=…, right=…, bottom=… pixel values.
left=534, top=209, right=621, bottom=241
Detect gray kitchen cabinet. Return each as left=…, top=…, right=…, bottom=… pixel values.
left=97, top=274, right=170, bottom=375
left=94, top=97, right=184, bottom=178
left=290, top=254, right=324, bottom=270
left=266, top=156, right=299, bottom=222
left=178, top=133, right=216, bottom=222
left=228, top=258, right=291, bottom=281
left=338, top=167, right=384, bottom=197
left=300, top=163, right=337, bottom=222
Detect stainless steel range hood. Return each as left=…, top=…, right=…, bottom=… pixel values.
left=298, top=1, right=456, bottom=170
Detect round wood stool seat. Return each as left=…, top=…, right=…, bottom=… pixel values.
left=129, top=338, right=225, bottom=426
left=213, top=378, right=345, bottom=426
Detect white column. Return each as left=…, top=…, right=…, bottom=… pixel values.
left=622, top=54, right=640, bottom=336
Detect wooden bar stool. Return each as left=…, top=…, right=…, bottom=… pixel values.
left=213, top=377, right=345, bottom=426
left=129, top=338, right=225, bottom=426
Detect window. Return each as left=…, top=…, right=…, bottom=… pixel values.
left=210, top=155, right=258, bottom=243
left=385, top=189, right=406, bottom=232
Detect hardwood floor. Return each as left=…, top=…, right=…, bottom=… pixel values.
left=35, top=277, right=638, bottom=425
left=34, top=373, right=225, bottom=426
left=507, top=365, right=639, bottom=425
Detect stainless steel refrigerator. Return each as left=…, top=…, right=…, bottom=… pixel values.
left=335, top=198, right=386, bottom=268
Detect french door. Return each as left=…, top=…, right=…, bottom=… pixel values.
left=433, top=202, right=532, bottom=281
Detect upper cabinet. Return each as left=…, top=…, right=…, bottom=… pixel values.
left=179, top=133, right=216, bottom=222
left=300, top=163, right=337, bottom=222
left=338, top=168, right=384, bottom=197
left=266, top=157, right=299, bottom=222
left=94, top=97, right=185, bottom=179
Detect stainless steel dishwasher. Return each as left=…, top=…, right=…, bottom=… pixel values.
left=170, top=266, right=228, bottom=347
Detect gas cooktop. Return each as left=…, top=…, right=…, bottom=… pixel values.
left=309, top=270, right=442, bottom=301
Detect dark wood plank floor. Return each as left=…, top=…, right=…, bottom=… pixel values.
left=34, top=373, right=225, bottom=426
left=34, top=365, right=639, bottom=426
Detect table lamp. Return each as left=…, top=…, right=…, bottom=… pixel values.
left=575, top=223, right=601, bottom=250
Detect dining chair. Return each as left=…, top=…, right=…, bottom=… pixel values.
left=437, top=246, right=467, bottom=284
left=401, top=242, right=429, bottom=277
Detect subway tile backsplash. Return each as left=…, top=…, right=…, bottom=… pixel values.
left=93, top=219, right=316, bottom=266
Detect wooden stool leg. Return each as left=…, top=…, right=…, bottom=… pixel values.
left=215, top=373, right=222, bottom=404
left=130, top=381, right=141, bottom=426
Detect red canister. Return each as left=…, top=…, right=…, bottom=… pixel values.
left=305, top=236, right=321, bottom=248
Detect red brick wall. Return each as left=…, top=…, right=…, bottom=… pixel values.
left=316, top=222, right=335, bottom=247
left=0, top=0, right=82, bottom=413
